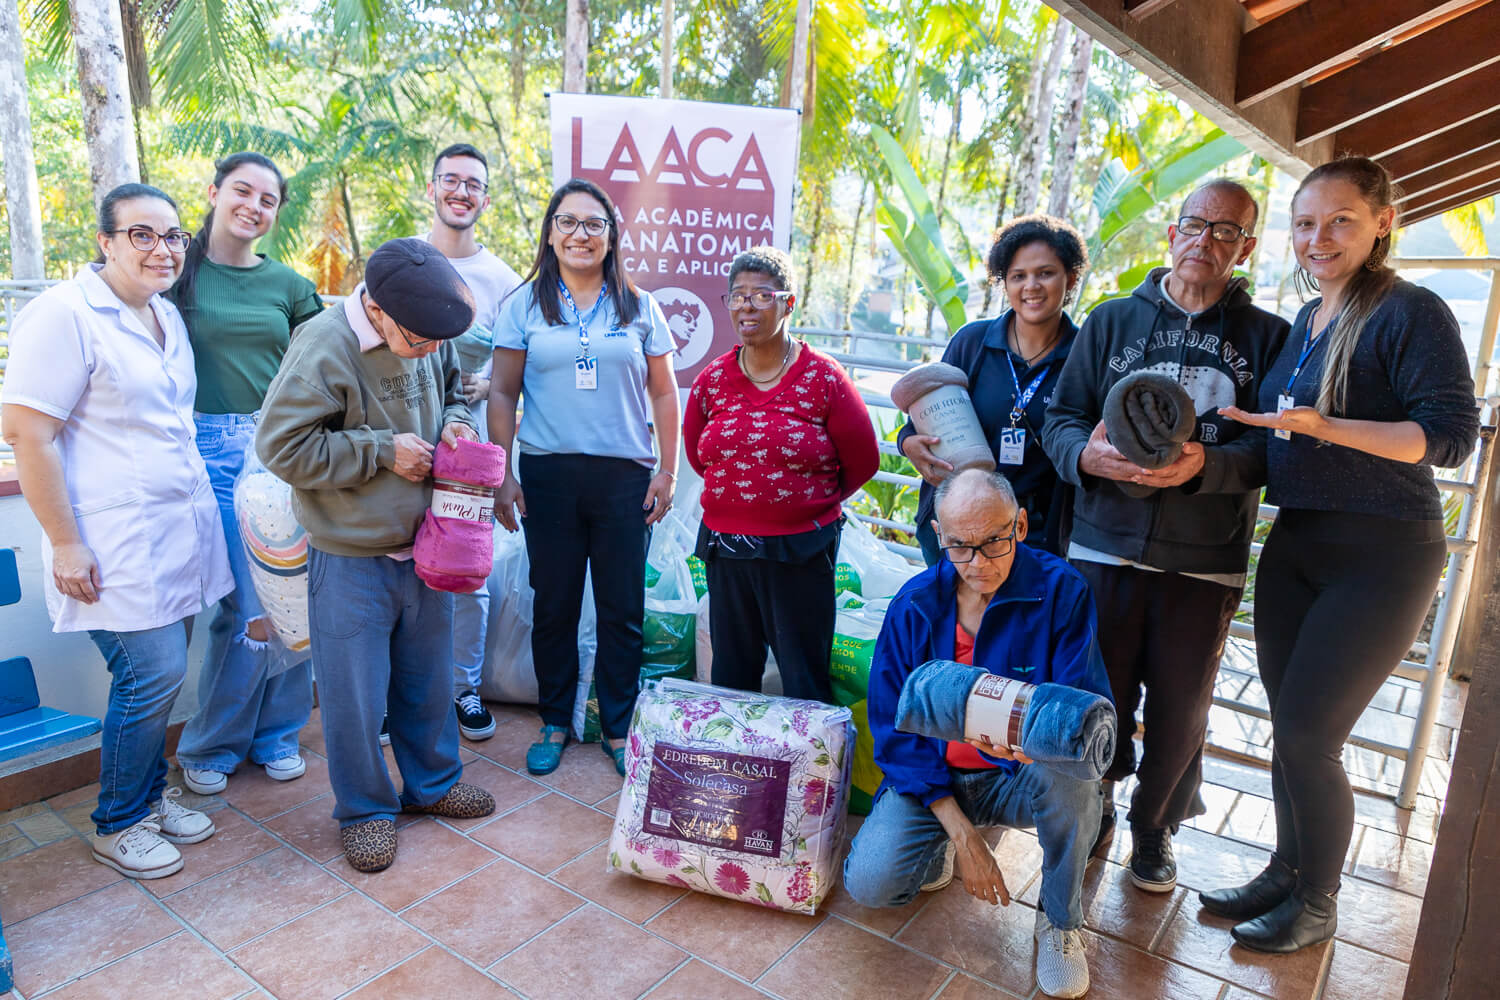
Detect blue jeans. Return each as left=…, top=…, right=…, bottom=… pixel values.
left=308, top=548, right=462, bottom=826
left=88, top=621, right=191, bottom=834
left=843, top=765, right=1101, bottom=930
left=452, top=580, right=488, bottom=696
left=176, top=412, right=312, bottom=774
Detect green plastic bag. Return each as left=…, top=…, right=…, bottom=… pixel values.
left=828, top=595, right=889, bottom=814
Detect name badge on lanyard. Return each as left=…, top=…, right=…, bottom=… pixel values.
left=1277, top=314, right=1331, bottom=440
left=999, top=427, right=1026, bottom=465
left=560, top=280, right=607, bottom=391
left=1002, top=356, right=1047, bottom=465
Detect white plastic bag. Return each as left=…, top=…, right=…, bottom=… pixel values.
left=479, top=529, right=537, bottom=704
left=836, top=515, right=921, bottom=600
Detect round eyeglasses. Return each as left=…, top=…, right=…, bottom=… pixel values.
left=107, top=226, right=191, bottom=253
left=552, top=214, right=610, bottom=237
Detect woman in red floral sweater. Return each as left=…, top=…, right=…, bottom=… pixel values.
left=684, top=246, right=880, bottom=702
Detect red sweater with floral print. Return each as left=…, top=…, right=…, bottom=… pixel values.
left=685, top=343, right=880, bottom=536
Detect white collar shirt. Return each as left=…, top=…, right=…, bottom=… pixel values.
left=1, top=264, right=232, bottom=632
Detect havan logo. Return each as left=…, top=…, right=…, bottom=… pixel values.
left=743, top=830, right=777, bottom=853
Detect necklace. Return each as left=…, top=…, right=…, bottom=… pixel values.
left=740, top=338, right=795, bottom=384
left=1010, top=322, right=1059, bottom=367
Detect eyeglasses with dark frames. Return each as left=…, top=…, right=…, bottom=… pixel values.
left=939, top=521, right=1020, bottom=563
left=551, top=213, right=610, bottom=237
left=394, top=326, right=437, bottom=351
left=1176, top=216, right=1250, bottom=243
left=107, top=226, right=192, bottom=253
left=722, top=289, right=793, bottom=310
left=435, top=173, right=488, bottom=196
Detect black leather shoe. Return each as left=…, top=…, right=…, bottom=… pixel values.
left=1128, top=826, right=1176, bottom=892
left=1091, top=809, right=1117, bottom=860
left=1200, top=855, right=1297, bottom=920
left=1231, top=886, right=1338, bottom=954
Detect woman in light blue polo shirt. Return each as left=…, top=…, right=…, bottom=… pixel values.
left=488, top=178, right=680, bottom=777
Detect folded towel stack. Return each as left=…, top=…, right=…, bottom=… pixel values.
left=894, top=660, right=1116, bottom=781
left=414, top=439, right=507, bottom=593
left=1102, top=371, right=1196, bottom=498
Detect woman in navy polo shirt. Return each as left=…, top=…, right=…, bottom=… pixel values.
left=899, top=215, right=1088, bottom=562
left=488, top=178, right=680, bottom=777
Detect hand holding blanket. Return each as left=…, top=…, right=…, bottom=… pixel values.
left=414, top=439, right=507, bottom=593
left=1102, top=371, right=1196, bottom=497
left=894, top=660, right=1116, bottom=781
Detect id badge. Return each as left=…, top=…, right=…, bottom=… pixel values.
left=1275, top=393, right=1295, bottom=440
left=999, top=426, right=1026, bottom=465
left=575, top=354, right=598, bottom=390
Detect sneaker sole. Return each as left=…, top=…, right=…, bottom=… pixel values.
left=264, top=761, right=307, bottom=781
left=158, top=822, right=216, bottom=846
left=459, top=720, right=496, bottom=741
left=92, top=850, right=183, bottom=879
left=1128, top=869, right=1177, bottom=893
left=181, top=774, right=227, bottom=795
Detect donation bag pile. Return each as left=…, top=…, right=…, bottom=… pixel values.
left=232, top=449, right=312, bottom=675
left=608, top=678, right=854, bottom=915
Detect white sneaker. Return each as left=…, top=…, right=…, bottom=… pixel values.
left=264, top=754, right=307, bottom=781
left=1034, top=908, right=1090, bottom=999
left=182, top=767, right=227, bottom=795
left=151, top=787, right=216, bottom=844
left=92, top=820, right=183, bottom=879
left=920, top=841, right=956, bottom=892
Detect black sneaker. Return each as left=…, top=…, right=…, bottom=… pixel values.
left=1091, top=808, right=1117, bottom=861
left=379, top=716, right=391, bottom=747
left=455, top=690, right=496, bottom=741
left=1129, top=826, right=1176, bottom=892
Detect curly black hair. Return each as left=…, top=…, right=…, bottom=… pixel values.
left=986, top=214, right=1088, bottom=294
left=728, top=245, right=796, bottom=298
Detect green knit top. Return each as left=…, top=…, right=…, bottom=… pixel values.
left=172, top=255, right=324, bottom=414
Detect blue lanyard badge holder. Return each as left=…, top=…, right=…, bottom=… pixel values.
left=999, top=358, right=1048, bottom=465
left=561, top=281, right=606, bottom=391
left=1276, top=315, right=1330, bottom=439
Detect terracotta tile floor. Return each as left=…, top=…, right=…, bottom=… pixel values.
left=0, top=690, right=1447, bottom=1000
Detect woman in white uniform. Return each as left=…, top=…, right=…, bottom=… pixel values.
left=1, top=183, right=232, bottom=880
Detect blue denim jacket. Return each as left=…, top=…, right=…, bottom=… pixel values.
left=868, top=545, right=1110, bottom=806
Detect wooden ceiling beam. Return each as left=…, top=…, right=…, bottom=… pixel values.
left=1236, top=0, right=1474, bottom=107
left=1329, top=61, right=1500, bottom=160
left=1381, top=113, right=1500, bottom=181
left=1395, top=147, right=1500, bottom=202
left=1124, top=0, right=1182, bottom=18
left=1398, top=166, right=1500, bottom=210
left=1243, top=1, right=1307, bottom=25
left=1295, top=2, right=1500, bottom=143
left=1400, top=177, right=1500, bottom=224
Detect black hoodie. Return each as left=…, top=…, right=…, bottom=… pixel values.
left=1041, top=268, right=1290, bottom=576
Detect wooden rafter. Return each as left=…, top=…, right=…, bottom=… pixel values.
left=1402, top=179, right=1500, bottom=225
left=1381, top=114, right=1500, bottom=181
left=1398, top=167, right=1500, bottom=213
left=1395, top=146, right=1500, bottom=202
left=1124, top=0, right=1182, bottom=17
left=1295, top=2, right=1500, bottom=142
left=1331, top=61, right=1500, bottom=159
left=1242, top=0, right=1308, bottom=24
left=1236, top=0, right=1475, bottom=106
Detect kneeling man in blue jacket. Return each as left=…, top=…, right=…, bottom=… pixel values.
left=844, top=468, right=1109, bottom=999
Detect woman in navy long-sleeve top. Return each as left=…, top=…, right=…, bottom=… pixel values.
left=1208, top=157, right=1479, bottom=955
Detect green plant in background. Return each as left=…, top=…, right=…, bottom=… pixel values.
left=850, top=416, right=920, bottom=542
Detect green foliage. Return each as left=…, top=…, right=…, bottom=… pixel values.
left=871, top=125, right=970, bottom=334
left=848, top=416, right=919, bottom=541
left=1440, top=199, right=1494, bottom=258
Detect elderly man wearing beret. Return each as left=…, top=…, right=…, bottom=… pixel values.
left=257, top=238, right=497, bottom=872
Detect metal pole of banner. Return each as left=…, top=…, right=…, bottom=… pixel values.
left=659, top=0, right=675, bottom=99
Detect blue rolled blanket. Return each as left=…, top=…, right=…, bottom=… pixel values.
left=894, top=660, right=1116, bottom=781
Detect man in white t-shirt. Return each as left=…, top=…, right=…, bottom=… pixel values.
left=422, top=142, right=523, bottom=742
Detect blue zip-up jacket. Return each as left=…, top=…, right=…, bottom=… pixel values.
left=868, top=544, right=1111, bottom=807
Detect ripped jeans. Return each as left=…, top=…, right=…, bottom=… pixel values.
left=176, top=412, right=312, bottom=774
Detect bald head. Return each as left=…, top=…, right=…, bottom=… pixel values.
left=934, top=468, right=1019, bottom=523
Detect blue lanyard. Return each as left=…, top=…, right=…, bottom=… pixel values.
left=1283, top=310, right=1335, bottom=396
left=1007, top=355, right=1050, bottom=428
left=559, top=281, right=607, bottom=355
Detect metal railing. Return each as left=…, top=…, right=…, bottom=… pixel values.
left=0, top=280, right=53, bottom=461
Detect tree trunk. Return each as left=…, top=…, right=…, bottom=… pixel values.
left=69, top=0, right=139, bottom=208
left=803, top=186, right=824, bottom=314
left=783, top=0, right=813, bottom=109
left=1014, top=17, right=1067, bottom=217
left=563, top=0, right=589, bottom=93
left=509, top=17, right=527, bottom=116
left=1048, top=26, right=1092, bottom=219
left=842, top=177, right=869, bottom=329
left=980, top=171, right=1010, bottom=316
left=340, top=171, right=362, bottom=279
left=660, top=0, right=675, bottom=99
left=0, top=0, right=44, bottom=278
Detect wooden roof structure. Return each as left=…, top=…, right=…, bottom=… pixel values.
left=1046, top=0, right=1500, bottom=227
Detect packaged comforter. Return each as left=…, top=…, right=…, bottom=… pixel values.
left=608, top=678, right=854, bottom=915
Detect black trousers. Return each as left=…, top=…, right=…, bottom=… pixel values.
left=706, top=551, right=837, bottom=704
left=519, top=453, right=650, bottom=741
left=1254, top=509, right=1446, bottom=892
left=1073, top=559, right=1242, bottom=831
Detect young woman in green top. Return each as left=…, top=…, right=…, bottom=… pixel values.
left=170, top=152, right=325, bottom=795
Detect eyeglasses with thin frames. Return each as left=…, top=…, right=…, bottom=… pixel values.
left=435, top=173, right=488, bottom=196
left=107, top=226, right=191, bottom=253
left=939, top=521, right=1019, bottom=563
left=394, top=325, right=437, bottom=351
left=552, top=214, right=610, bottom=237
left=1176, top=216, right=1249, bottom=243
left=722, top=289, right=793, bottom=310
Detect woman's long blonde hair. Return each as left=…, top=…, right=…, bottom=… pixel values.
left=1292, top=157, right=1400, bottom=416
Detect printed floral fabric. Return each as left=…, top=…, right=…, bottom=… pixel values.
left=608, top=678, right=855, bottom=915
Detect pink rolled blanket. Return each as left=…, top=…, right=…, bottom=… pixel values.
left=414, top=439, right=507, bottom=593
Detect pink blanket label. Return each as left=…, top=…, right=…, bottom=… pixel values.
left=642, top=743, right=790, bottom=858
left=431, top=478, right=495, bottom=524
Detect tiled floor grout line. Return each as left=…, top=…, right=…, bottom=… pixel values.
left=479, top=898, right=590, bottom=982
left=922, top=968, right=959, bottom=1000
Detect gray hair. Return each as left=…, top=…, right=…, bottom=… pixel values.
left=933, top=468, right=1018, bottom=521
left=1179, top=179, right=1260, bottom=231
left=728, top=245, right=795, bottom=297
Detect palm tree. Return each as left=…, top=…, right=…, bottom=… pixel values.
left=0, top=0, right=44, bottom=277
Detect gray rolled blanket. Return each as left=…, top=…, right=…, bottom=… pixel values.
left=1102, top=372, right=1196, bottom=497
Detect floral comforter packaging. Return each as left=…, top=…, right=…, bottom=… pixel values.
left=608, top=678, right=855, bottom=915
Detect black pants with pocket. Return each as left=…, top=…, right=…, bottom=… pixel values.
left=519, top=453, right=650, bottom=741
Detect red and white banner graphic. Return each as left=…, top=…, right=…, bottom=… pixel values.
left=549, top=94, right=800, bottom=386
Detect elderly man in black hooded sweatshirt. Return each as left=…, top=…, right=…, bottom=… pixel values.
left=1041, top=180, right=1289, bottom=895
